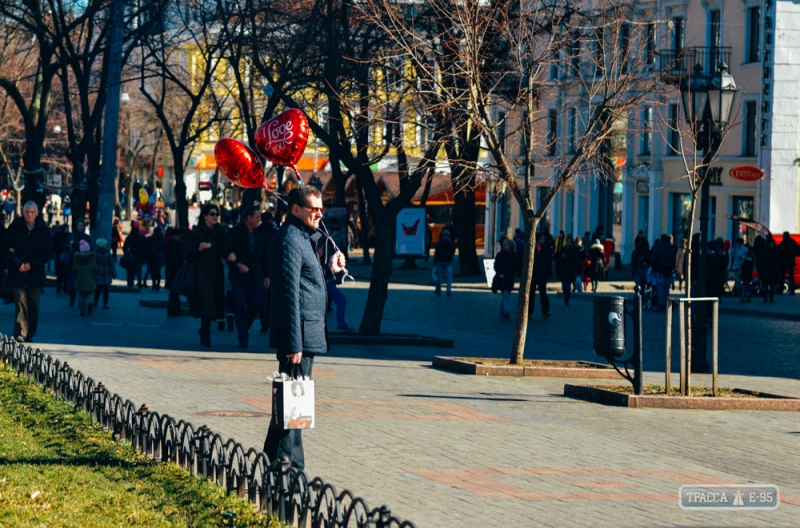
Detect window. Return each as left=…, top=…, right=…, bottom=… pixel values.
left=645, top=23, right=656, bottom=67
left=668, top=104, right=681, bottom=155
left=550, top=49, right=560, bottom=80
left=747, top=6, right=761, bottom=63
left=547, top=109, right=558, bottom=155
left=641, top=106, right=652, bottom=155
left=618, top=23, right=630, bottom=73
left=670, top=193, right=692, bottom=240
left=732, top=196, right=755, bottom=244
left=567, top=107, right=577, bottom=154
left=671, top=17, right=684, bottom=51
left=569, top=38, right=580, bottom=77
left=744, top=101, right=757, bottom=156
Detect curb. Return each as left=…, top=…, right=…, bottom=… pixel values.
left=563, top=384, right=800, bottom=410
left=433, top=356, right=622, bottom=378
left=331, top=333, right=454, bottom=348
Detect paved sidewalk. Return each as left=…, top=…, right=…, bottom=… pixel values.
left=5, top=276, right=800, bottom=527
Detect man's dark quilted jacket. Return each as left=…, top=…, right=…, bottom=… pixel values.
left=269, top=214, right=329, bottom=354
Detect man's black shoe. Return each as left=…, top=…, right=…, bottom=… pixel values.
left=238, top=341, right=248, bottom=348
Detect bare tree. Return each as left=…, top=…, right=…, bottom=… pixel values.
left=373, top=0, right=664, bottom=361
left=136, top=0, right=233, bottom=231
left=253, top=0, right=447, bottom=334
left=0, top=5, right=64, bottom=208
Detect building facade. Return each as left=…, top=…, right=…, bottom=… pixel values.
left=486, top=0, right=797, bottom=263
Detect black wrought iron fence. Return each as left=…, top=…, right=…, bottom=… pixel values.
left=0, top=334, right=416, bottom=528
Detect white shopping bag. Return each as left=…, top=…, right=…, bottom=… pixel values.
left=272, top=378, right=315, bottom=430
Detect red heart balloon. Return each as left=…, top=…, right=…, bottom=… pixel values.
left=254, top=109, right=309, bottom=168
left=214, top=138, right=265, bottom=188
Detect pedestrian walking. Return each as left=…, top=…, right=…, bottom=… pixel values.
left=68, top=220, right=91, bottom=308
left=123, top=225, right=146, bottom=288
left=586, top=239, right=606, bottom=292
left=433, top=229, right=456, bottom=297
left=263, top=185, right=345, bottom=471
left=73, top=240, right=97, bottom=316
left=739, top=251, right=755, bottom=303
left=221, top=206, right=268, bottom=348
left=184, top=203, right=226, bottom=347
left=53, top=224, right=70, bottom=293
left=257, top=212, right=278, bottom=333
left=556, top=236, right=582, bottom=306
left=93, top=238, right=115, bottom=309
left=728, top=237, right=747, bottom=295
left=494, top=238, right=516, bottom=318
left=650, top=234, right=675, bottom=309
left=111, top=217, right=123, bottom=261
left=758, top=235, right=780, bottom=303
left=164, top=227, right=184, bottom=317
left=529, top=233, right=552, bottom=319
left=5, top=202, right=51, bottom=342
left=675, top=237, right=688, bottom=292
left=778, top=232, right=797, bottom=295
left=146, top=227, right=166, bottom=291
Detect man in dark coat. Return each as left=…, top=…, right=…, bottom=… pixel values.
left=257, top=211, right=278, bottom=332
left=221, top=206, right=269, bottom=348
left=164, top=228, right=184, bottom=316
left=433, top=229, right=456, bottom=296
left=528, top=233, right=552, bottom=319
left=779, top=232, right=798, bottom=295
left=263, top=186, right=345, bottom=471
left=6, top=202, right=51, bottom=342
left=123, top=225, right=147, bottom=288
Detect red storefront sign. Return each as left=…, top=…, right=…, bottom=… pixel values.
left=729, top=166, right=764, bottom=182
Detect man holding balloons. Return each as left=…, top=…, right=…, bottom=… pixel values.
left=263, top=185, right=346, bottom=470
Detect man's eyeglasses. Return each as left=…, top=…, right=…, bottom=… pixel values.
left=206, top=211, right=219, bottom=217
left=303, top=206, right=323, bottom=214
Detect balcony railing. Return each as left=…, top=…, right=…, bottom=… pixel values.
left=658, top=46, right=732, bottom=82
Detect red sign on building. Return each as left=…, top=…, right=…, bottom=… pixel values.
left=729, top=166, right=764, bottom=182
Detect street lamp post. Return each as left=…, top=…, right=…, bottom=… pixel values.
left=679, top=62, right=738, bottom=371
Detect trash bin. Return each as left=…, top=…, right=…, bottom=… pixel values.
left=593, top=296, right=626, bottom=359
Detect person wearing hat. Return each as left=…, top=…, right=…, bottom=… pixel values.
left=93, top=238, right=116, bottom=309
left=73, top=239, right=98, bottom=316
left=433, top=229, right=456, bottom=296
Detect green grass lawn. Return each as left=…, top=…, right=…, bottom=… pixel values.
left=0, top=365, right=279, bottom=527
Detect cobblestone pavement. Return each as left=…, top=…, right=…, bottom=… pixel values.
left=5, top=263, right=800, bottom=527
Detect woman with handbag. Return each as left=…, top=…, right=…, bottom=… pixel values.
left=493, top=239, right=517, bottom=319
left=184, top=203, right=226, bottom=347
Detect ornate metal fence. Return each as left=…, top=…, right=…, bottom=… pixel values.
left=0, top=334, right=416, bottom=528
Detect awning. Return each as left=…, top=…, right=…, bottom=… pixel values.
left=195, top=155, right=217, bottom=170
left=725, top=215, right=771, bottom=234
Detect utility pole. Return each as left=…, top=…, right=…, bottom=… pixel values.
left=95, top=0, right=125, bottom=244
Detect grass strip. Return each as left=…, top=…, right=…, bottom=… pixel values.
left=0, top=365, right=281, bottom=527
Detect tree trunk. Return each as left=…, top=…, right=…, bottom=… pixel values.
left=355, top=174, right=371, bottom=264
left=510, top=214, right=538, bottom=364
left=452, top=184, right=480, bottom=276
left=358, top=211, right=393, bottom=335
left=173, top=159, right=189, bottom=233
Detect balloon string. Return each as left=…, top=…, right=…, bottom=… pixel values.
left=319, top=219, right=354, bottom=282
left=292, top=166, right=304, bottom=185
